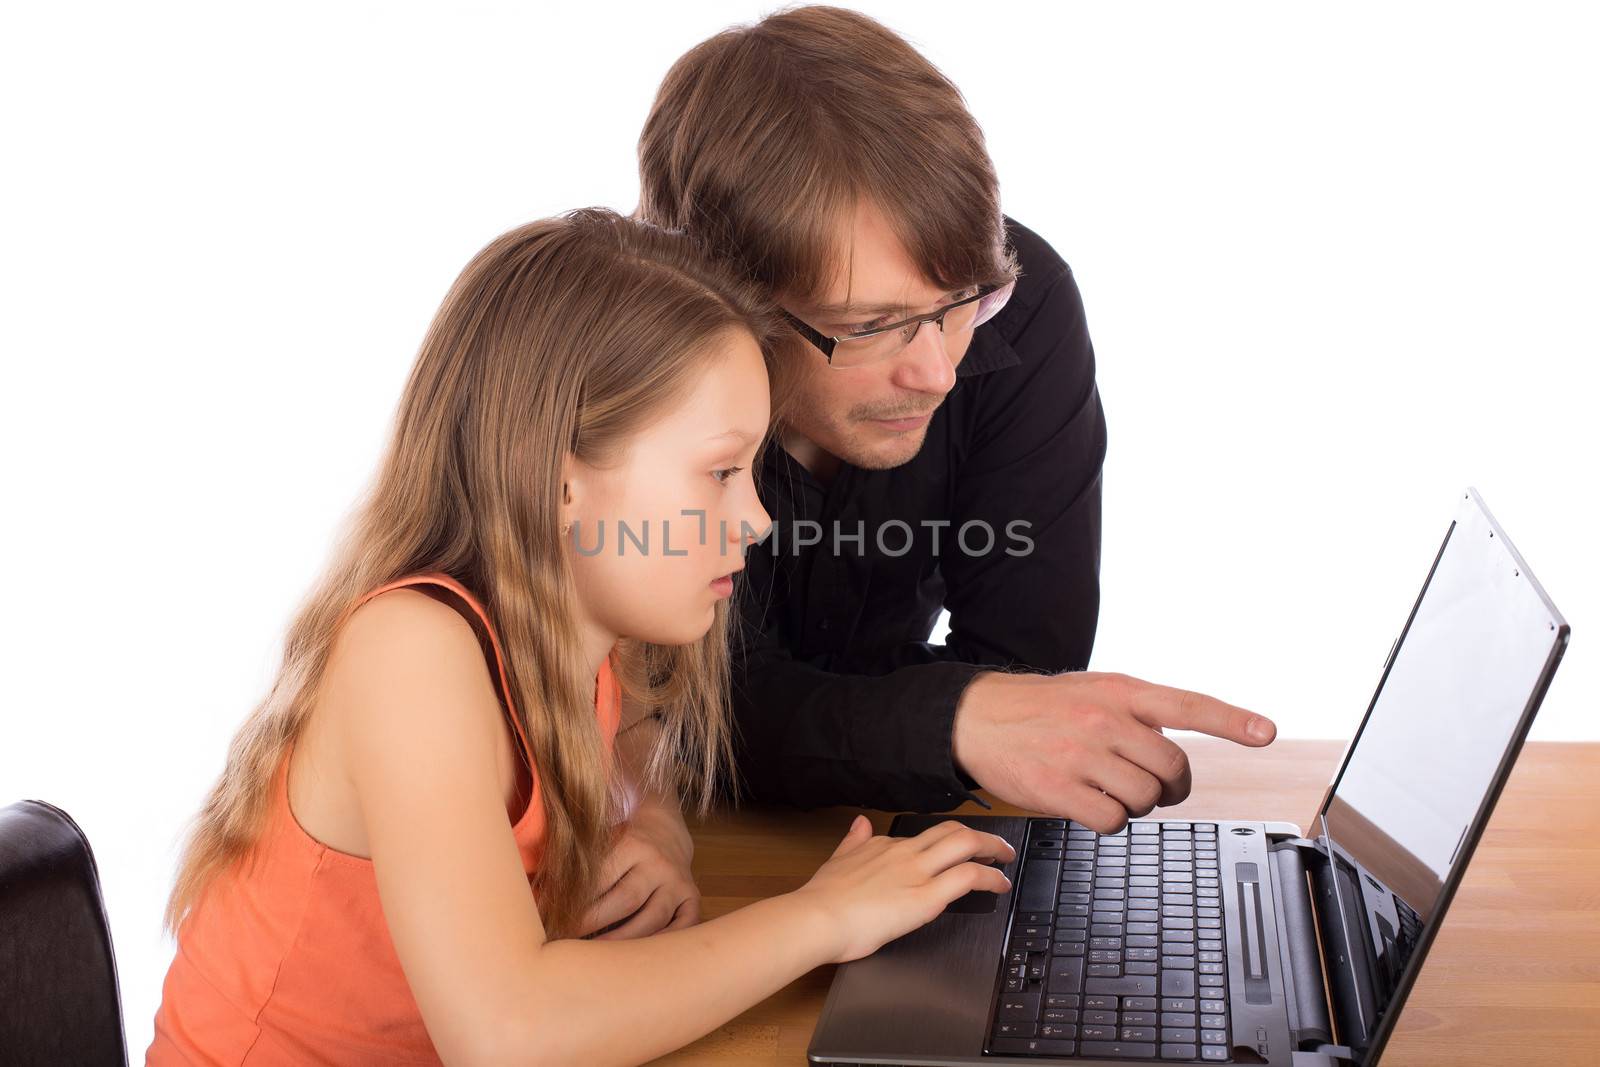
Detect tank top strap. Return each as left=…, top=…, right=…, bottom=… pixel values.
left=347, top=572, right=537, bottom=767
left=347, top=572, right=619, bottom=765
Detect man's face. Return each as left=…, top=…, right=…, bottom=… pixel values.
left=779, top=198, right=979, bottom=471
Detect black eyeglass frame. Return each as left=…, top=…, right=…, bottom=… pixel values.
left=780, top=279, right=1015, bottom=364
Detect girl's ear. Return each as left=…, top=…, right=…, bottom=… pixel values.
left=559, top=454, right=579, bottom=535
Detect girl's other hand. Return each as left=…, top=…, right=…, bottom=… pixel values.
left=792, top=815, right=1015, bottom=964
left=577, top=803, right=700, bottom=939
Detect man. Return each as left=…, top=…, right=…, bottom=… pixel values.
left=586, top=4, right=1277, bottom=937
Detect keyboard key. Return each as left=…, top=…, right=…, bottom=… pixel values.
left=1045, top=994, right=1081, bottom=1008
left=991, top=1037, right=1075, bottom=1056
left=1080, top=1024, right=1117, bottom=1041
left=1126, top=962, right=1159, bottom=975
left=1201, top=1046, right=1229, bottom=1061
left=997, top=992, right=1040, bottom=1020
left=1081, top=1041, right=1158, bottom=1058
left=1199, top=999, right=1225, bottom=1014
left=1082, top=1010, right=1118, bottom=1025
left=994, top=1022, right=1036, bottom=1037
left=1121, top=1027, right=1158, bottom=1041
left=1048, top=956, right=1085, bottom=994
left=1124, top=997, right=1158, bottom=1011
left=1201, top=1029, right=1228, bottom=1044
left=1122, top=1011, right=1157, bottom=1026
left=1040, top=1024, right=1077, bottom=1039
left=1161, top=1044, right=1198, bottom=1060
left=1042, top=1008, right=1078, bottom=1023
left=1200, top=1014, right=1228, bottom=1029
left=1163, top=1028, right=1198, bottom=1043
left=1161, top=970, right=1196, bottom=996
left=1085, top=975, right=1158, bottom=996
left=1161, top=998, right=1198, bottom=1013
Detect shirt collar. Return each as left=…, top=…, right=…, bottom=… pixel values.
left=956, top=319, right=1022, bottom=378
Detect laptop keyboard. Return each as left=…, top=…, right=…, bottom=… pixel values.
left=985, top=819, right=1232, bottom=1062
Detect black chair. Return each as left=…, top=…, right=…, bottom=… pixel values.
left=0, top=799, right=128, bottom=1066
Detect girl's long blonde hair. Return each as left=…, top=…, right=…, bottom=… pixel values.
left=166, top=207, right=786, bottom=938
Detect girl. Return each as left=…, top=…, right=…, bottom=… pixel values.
left=148, top=207, right=1014, bottom=1066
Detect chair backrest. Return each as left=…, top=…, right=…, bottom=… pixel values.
left=0, top=799, right=128, bottom=1067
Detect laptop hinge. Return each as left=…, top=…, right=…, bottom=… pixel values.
left=1267, top=838, right=1334, bottom=1051
left=1290, top=833, right=1383, bottom=1054
left=1291, top=1044, right=1357, bottom=1065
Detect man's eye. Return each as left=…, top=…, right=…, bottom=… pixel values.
left=713, top=465, right=745, bottom=485
left=846, top=317, right=893, bottom=336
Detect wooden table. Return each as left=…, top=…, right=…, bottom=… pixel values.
left=649, top=739, right=1600, bottom=1066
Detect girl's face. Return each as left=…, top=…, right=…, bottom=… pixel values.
left=564, top=328, right=773, bottom=647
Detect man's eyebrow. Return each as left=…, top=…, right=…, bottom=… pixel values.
left=810, top=288, right=968, bottom=318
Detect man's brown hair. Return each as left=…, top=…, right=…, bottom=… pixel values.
left=637, top=4, right=1019, bottom=308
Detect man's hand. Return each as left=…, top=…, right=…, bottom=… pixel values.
left=577, top=798, right=700, bottom=939
left=951, top=670, right=1277, bottom=832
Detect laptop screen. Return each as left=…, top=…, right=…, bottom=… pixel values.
left=1317, top=489, right=1567, bottom=1053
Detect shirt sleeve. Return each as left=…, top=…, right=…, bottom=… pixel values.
left=728, top=616, right=992, bottom=812
left=727, top=267, right=1106, bottom=812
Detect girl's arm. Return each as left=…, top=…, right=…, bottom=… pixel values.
left=330, top=590, right=1011, bottom=1067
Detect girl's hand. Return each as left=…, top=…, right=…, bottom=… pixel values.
left=792, top=815, right=1016, bottom=964
left=577, top=802, right=700, bottom=939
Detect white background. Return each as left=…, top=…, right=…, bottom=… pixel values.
left=3, top=1, right=1595, bottom=1056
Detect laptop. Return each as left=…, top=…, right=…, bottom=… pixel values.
left=808, top=488, right=1570, bottom=1067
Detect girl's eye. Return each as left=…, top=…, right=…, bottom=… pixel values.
left=713, top=465, right=745, bottom=485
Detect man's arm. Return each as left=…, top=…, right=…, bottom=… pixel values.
left=728, top=267, right=1105, bottom=812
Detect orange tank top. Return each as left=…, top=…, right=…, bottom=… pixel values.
left=146, top=572, right=622, bottom=1066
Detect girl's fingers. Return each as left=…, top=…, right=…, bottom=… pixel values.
left=590, top=837, right=643, bottom=897
left=906, top=818, right=974, bottom=850
left=918, top=827, right=1016, bottom=876
left=929, top=859, right=1012, bottom=904
left=829, top=814, right=873, bottom=858
left=592, top=886, right=676, bottom=940
left=577, top=866, right=650, bottom=936
left=662, top=894, right=701, bottom=932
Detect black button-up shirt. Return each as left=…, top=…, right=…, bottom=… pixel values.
left=730, top=216, right=1107, bottom=812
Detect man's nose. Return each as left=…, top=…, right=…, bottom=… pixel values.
left=891, top=320, right=957, bottom=396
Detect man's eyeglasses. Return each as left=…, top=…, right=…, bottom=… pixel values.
left=781, top=278, right=1016, bottom=369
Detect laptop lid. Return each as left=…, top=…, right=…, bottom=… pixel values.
left=1313, top=488, right=1569, bottom=1063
